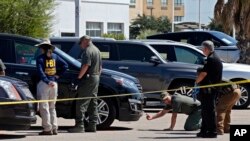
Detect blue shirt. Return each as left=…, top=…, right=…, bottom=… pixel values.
left=36, top=53, right=68, bottom=84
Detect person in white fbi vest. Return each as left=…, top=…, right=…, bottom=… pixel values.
left=36, top=39, right=68, bottom=135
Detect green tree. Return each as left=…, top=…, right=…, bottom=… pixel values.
left=102, top=33, right=126, bottom=40
left=207, top=18, right=224, bottom=32
left=136, top=29, right=158, bottom=39
left=0, top=0, right=55, bottom=38
left=214, top=0, right=250, bottom=64
left=129, top=15, right=171, bottom=39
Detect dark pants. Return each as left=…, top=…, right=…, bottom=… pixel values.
left=200, top=89, right=217, bottom=133
left=75, top=75, right=100, bottom=129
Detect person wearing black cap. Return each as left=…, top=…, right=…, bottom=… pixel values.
left=146, top=92, right=201, bottom=131
left=68, top=35, right=102, bottom=133
left=36, top=39, right=68, bottom=135
left=194, top=40, right=223, bottom=138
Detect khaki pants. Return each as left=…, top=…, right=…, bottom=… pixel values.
left=37, top=81, right=58, bottom=131
left=216, top=89, right=241, bottom=134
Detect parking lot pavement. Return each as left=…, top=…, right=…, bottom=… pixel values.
left=1, top=108, right=249, bottom=141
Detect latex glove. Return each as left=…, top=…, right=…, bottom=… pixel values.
left=69, top=79, right=81, bottom=91
left=192, top=83, right=200, bottom=102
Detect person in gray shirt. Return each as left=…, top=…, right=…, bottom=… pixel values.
left=146, top=92, right=201, bottom=131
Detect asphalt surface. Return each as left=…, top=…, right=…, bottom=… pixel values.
left=1, top=108, right=249, bottom=141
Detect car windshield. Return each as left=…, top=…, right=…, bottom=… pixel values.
left=54, top=48, right=81, bottom=68
left=211, top=32, right=237, bottom=46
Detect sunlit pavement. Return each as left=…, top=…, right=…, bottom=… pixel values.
left=1, top=107, right=249, bottom=141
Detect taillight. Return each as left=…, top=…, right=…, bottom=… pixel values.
left=0, top=80, right=22, bottom=100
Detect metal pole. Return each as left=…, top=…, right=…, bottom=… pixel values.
left=75, top=0, right=81, bottom=37
left=233, top=24, right=236, bottom=39
left=198, top=0, right=201, bottom=30
left=172, top=0, right=174, bottom=32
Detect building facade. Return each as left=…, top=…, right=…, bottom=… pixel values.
left=51, top=0, right=130, bottom=38
left=129, top=0, right=185, bottom=23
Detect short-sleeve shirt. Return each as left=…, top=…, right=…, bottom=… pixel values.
left=200, top=52, right=222, bottom=85
left=81, top=43, right=102, bottom=75
left=0, top=59, right=6, bottom=72
left=164, top=94, right=201, bottom=115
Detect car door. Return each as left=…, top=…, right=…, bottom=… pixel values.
left=107, top=43, right=164, bottom=93
left=6, top=40, right=39, bottom=95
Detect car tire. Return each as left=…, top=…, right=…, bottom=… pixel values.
left=233, top=84, right=250, bottom=109
left=84, top=98, right=116, bottom=129
left=169, top=81, right=194, bottom=97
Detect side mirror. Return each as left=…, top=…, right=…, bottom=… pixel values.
left=149, top=56, right=161, bottom=65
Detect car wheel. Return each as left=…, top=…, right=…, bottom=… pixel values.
left=85, top=98, right=116, bottom=129
left=233, top=84, right=250, bottom=109
left=170, top=82, right=194, bottom=97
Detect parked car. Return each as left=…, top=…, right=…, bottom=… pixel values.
left=139, top=39, right=250, bottom=109
left=0, top=33, right=144, bottom=129
left=50, top=37, right=200, bottom=107
left=0, top=76, right=37, bottom=130
left=147, top=31, right=239, bottom=63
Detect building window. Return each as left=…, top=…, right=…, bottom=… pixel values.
left=161, top=0, right=167, bottom=7
left=61, top=32, right=75, bottom=37
left=130, top=0, right=136, bottom=8
left=107, top=23, right=124, bottom=34
left=175, top=0, right=183, bottom=6
left=147, top=0, right=153, bottom=7
left=174, top=16, right=183, bottom=22
left=86, top=22, right=103, bottom=37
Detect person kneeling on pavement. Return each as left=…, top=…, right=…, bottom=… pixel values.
left=216, top=80, right=241, bottom=135
left=146, top=92, right=201, bottom=131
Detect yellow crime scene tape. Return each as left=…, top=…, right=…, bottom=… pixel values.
left=0, top=79, right=250, bottom=106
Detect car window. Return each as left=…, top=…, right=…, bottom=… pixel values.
left=0, top=39, right=13, bottom=63
left=211, top=32, right=237, bottom=46
left=14, top=41, right=37, bottom=65
left=117, top=44, right=154, bottom=62
left=174, top=46, right=204, bottom=64
left=149, top=44, right=176, bottom=61
left=0, top=86, right=8, bottom=98
left=52, top=41, right=75, bottom=53
left=94, top=43, right=113, bottom=60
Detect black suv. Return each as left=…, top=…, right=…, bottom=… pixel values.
left=50, top=37, right=199, bottom=107
left=147, top=31, right=239, bottom=63
left=0, top=33, right=144, bottom=129
left=0, top=76, right=36, bottom=130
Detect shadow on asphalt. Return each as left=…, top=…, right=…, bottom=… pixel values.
left=16, top=126, right=132, bottom=135
left=157, top=132, right=197, bottom=135
left=138, top=129, right=186, bottom=132
left=139, top=136, right=197, bottom=139
left=0, top=134, right=26, bottom=140
left=27, top=126, right=132, bottom=131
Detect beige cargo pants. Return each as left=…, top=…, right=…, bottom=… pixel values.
left=37, top=81, right=58, bottom=131
left=216, top=88, right=241, bottom=134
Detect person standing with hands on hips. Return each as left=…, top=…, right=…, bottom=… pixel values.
left=193, top=40, right=223, bottom=138
left=36, top=39, right=68, bottom=135
left=68, top=35, right=102, bottom=133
